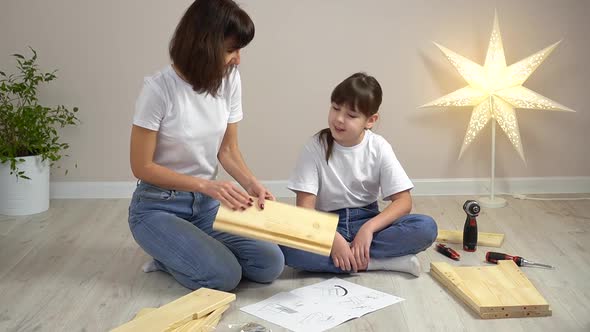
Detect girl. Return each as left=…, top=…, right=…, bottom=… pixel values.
left=128, top=0, right=284, bottom=291
left=281, top=73, right=437, bottom=276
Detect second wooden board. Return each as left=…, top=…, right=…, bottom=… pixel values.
left=111, top=288, right=235, bottom=332
left=431, top=260, right=551, bottom=319
left=436, top=229, right=505, bottom=247
left=214, top=199, right=338, bottom=256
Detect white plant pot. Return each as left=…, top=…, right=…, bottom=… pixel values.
left=0, top=155, right=50, bottom=216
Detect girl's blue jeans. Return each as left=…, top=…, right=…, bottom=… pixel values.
left=128, top=181, right=284, bottom=291
left=280, top=201, right=438, bottom=273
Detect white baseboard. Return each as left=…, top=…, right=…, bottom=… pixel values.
left=51, top=181, right=138, bottom=199
left=50, top=177, right=590, bottom=199
left=410, top=177, right=590, bottom=196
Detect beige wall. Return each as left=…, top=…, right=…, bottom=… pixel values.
left=1, top=0, right=588, bottom=182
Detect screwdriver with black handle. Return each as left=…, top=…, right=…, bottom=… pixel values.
left=486, top=252, right=555, bottom=269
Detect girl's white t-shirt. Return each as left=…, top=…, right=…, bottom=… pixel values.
left=133, top=65, right=243, bottom=180
left=288, top=130, right=414, bottom=212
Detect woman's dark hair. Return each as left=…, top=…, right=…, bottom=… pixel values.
left=169, top=0, right=255, bottom=96
left=318, top=72, right=383, bottom=163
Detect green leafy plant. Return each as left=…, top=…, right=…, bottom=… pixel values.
left=0, top=48, right=79, bottom=180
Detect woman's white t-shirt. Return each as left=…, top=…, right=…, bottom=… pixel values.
left=288, top=130, right=414, bottom=212
left=133, top=65, right=243, bottom=180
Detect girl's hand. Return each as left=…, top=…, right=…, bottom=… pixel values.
left=331, top=233, right=358, bottom=272
left=351, top=226, right=373, bottom=269
left=244, top=179, right=275, bottom=209
left=203, top=180, right=253, bottom=210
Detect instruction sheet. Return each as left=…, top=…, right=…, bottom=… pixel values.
left=241, top=278, right=404, bottom=332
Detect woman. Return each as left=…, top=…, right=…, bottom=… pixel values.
left=128, top=0, right=284, bottom=291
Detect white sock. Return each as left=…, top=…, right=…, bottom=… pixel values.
left=142, top=259, right=159, bottom=273
left=367, top=254, right=421, bottom=277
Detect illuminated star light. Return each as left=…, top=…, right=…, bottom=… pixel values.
left=421, top=12, right=574, bottom=161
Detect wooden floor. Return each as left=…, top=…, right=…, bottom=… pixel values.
left=0, top=195, right=589, bottom=332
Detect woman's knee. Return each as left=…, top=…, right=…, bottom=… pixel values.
left=205, top=272, right=242, bottom=291
left=183, top=261, right=242, bottom=291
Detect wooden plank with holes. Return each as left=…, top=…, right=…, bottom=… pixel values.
left=430, top=261, right=551, bottom=319
left=110, top=288, right=235, bottom=332
left=213, top=199, right=338, bottom=256
left=436, top=229, right=505, bottom=247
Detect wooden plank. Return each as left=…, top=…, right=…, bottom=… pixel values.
left=430, top=261, right=551, bottom=319
left=163, top=297, right=230, bottom=332
left=202, top=314, right=222, bottom=332
left=436, top=229, right=505, bottom=247
left=432, top=261, right=551, bottom=317
left=430, top=269, right=552, bottom=320
left=133, top=308, right=156, bottom=320
left=197, top=304, right=229, bottom=332
left=110, top=288, right=235, bottom=332
left=431, top=263, right=483, bottom=315
left=214, top=199, right=338, bottom=256
left=175, top=304, right=229, bottom=332
left=173, top=316, right=205, bottom=332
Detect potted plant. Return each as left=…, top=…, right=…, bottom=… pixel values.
left=0, top=48, right=79, bottom=216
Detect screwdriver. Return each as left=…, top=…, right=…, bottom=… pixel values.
left=436, top=243, right=460, bottom=261
left=486, top=252, right=555, bottom=269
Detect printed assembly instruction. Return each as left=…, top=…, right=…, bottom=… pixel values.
left=241, top=278, right=404, bottom=332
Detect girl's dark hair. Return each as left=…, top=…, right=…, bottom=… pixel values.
left=318, top=72, right=383, bottom=163
left=169, top=0, right=255, bottom=96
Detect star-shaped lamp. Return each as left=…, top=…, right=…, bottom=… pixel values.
left=421, top=12, right=574, bottom=208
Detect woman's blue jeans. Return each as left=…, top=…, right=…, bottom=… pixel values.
left=128, top=182, right=284, bottom=291
left=280, top=201, right=438, bottom=273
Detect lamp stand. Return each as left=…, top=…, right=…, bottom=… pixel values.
left=479, top=115, right=507, bottom=208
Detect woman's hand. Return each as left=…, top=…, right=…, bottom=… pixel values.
left=203, top=180, right=253, bottom=210
left=244, top=179, right=275, bottom=209
left=331, top=233, right=358, bottom=272
left=351, top=226, right=374, bottom=270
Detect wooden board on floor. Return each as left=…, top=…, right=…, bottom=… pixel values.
left=131, top=305, right=229, bottom=332
left=436, top=229, right=505, bottom=247
left=133, top=308, right=156, bottom=320
left=175, top=304, right=229, bottom=332
left=168, top=304, right=229, bottom=332
left=111, top=288, right=235, bottom=332
left=430, top=261, right=551, bottom=319
left=214, top=199, right=338, bottom=256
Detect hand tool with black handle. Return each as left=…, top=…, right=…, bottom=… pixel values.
left=486, top=251, right=554, bottom=269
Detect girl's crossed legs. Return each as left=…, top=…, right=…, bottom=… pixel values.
left=281, top=204, right=437, bottom=276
